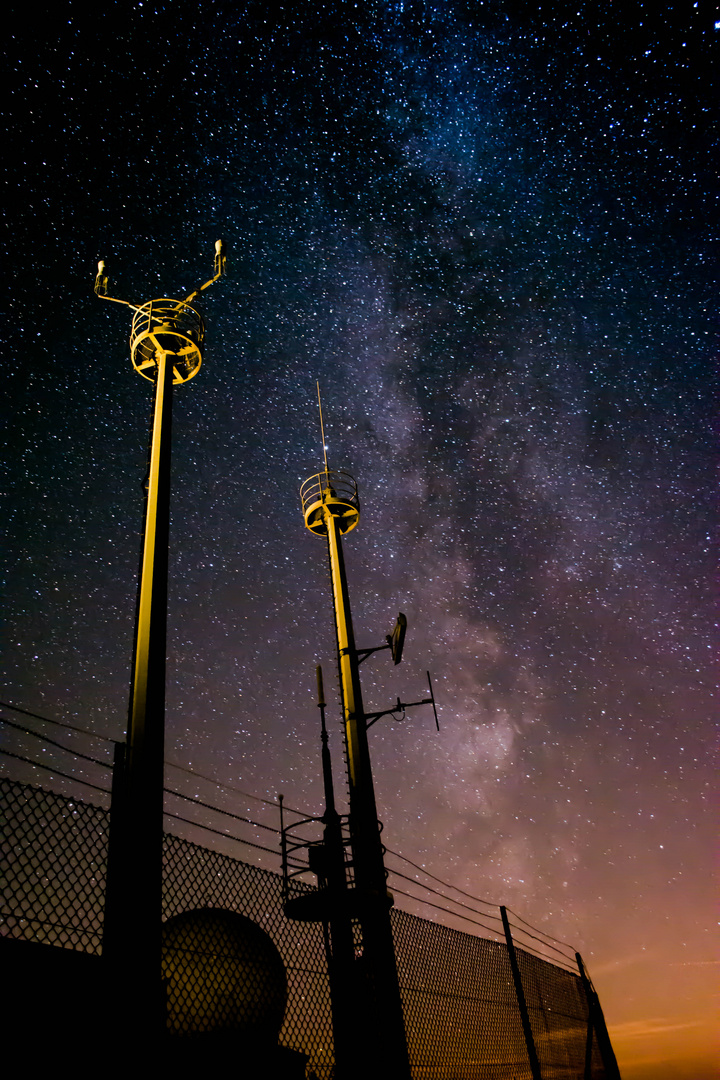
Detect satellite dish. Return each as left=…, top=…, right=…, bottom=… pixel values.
left=387, top=612, right=407, bottom=665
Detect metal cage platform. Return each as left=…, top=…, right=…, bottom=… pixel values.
left=130, top=298, right=205, bottom=384
left=300, top=470, right=360, bottom=537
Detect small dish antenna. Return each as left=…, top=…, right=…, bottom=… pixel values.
left=387, top=612, right=407, bottom=665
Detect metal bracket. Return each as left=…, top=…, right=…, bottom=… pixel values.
left=356, top=643, right=392, bottom=665
left=357, top=612, right=407, bottom=666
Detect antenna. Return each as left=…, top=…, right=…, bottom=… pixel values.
left=317, top=381, right=330, bottom=473
left=387, top=613, right=407, bottom=665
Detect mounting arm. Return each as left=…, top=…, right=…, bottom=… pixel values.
left=185, top=239, right=227, bottom=302
left=94, top=240, right=227, bottom=309
left=357, top=612, right=407, bottom=665
left=93, top=260, right=140, bottom=310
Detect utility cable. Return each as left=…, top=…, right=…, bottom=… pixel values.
left=387, top=866, right=505, bottom=929
left=384, top=846, right=500, bottom=909
left=390, top=885, right=504, bottom=940
left=0, top=749, right=111, bottom=796
left=0, top=702, right=116, bottom=743
left=505, top=905, right=577, bottom=952
left=0, top=717, right=111, bottom=769
left=163, top=787, right=281, bottom=836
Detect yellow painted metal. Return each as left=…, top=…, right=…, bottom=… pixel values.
left=325, top=513, right=367, bottom=799
left=130, top=298, right=204, bottom=384
left=300, top=469, right=359, bottom=536
left=301, top=466, right=411, bottom=1078
left=184, top=238, right=227, bottom=303
left=130, top=349, right=171, bottom=736
left=96, top=240, right=226, bottom=1038
left=301, top=471, right=366, bottom=799
left=121, top=345, right=174, bottom=1026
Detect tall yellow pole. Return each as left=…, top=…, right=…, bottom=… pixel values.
left=317, top=483, right=411, bottom=1080
left=96, top=246, right=225, bottom=1036
left=123, top=347, right=174, bottom=1022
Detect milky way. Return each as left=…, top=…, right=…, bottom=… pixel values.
left=3, top=4, right=716, bottom=1076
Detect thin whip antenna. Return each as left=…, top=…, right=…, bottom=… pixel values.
left=317, top=380, right=330, bottom=473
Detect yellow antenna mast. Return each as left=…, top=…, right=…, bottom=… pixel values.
left=317, top=380, right=330, bottom=474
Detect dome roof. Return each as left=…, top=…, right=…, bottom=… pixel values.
left=161, top=908, right=287, bottom=1037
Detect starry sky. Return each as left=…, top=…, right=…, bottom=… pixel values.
left=2, top=2, right=716, bottom=1077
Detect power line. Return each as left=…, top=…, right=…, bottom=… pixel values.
left=384, top=846, right=500, bottom=909
left=163, top=810, right=283, bottom=861
left=505, top=905, right=577, bottom=952
left=0, top=701, right=116, bottom=742
left=0, top=717, right=112, bottom=769
left=0, top=749, right=111, bottom=796
left=387, top=866, right=504, bottom=930
left=390, top=885, right=504, bottom=940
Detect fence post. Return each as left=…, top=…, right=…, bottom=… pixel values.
left=102, top=740, right=127, bottom=961
left=583, top=994, right=594, bottom=1080
left=501, top=906, right=542, bottom=1080
left=576, top=953, right=622, bottom=1079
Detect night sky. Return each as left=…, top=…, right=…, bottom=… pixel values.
left=3, top=3, right=716, bottom=1077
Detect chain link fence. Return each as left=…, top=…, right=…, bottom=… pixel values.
left=1, top=777, right=611, bottom=1078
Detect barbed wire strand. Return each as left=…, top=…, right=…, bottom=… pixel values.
left=505, top=912, right=577, bottom=960
left=164, top=811, right=283, bottom=861
left=390, top=885, right=505, bottom=940
left=164, top=787, right=281, bottom=837
left=505, top=905, right=578, bottom=951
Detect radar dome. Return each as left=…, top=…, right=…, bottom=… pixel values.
left=161, top=908, right=287, bottom=1037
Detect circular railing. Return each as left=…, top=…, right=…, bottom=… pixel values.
left=130, top=298, right=205, bottom=383
left=300, top=469, right=360, bottom=536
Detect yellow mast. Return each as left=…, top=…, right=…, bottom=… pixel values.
left=96, top=243, right=225, bottom=1034
left=301, top=406, right=411, bottom=1079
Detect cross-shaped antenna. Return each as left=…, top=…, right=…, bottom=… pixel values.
left=365, top=671, right=439, bottom=731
